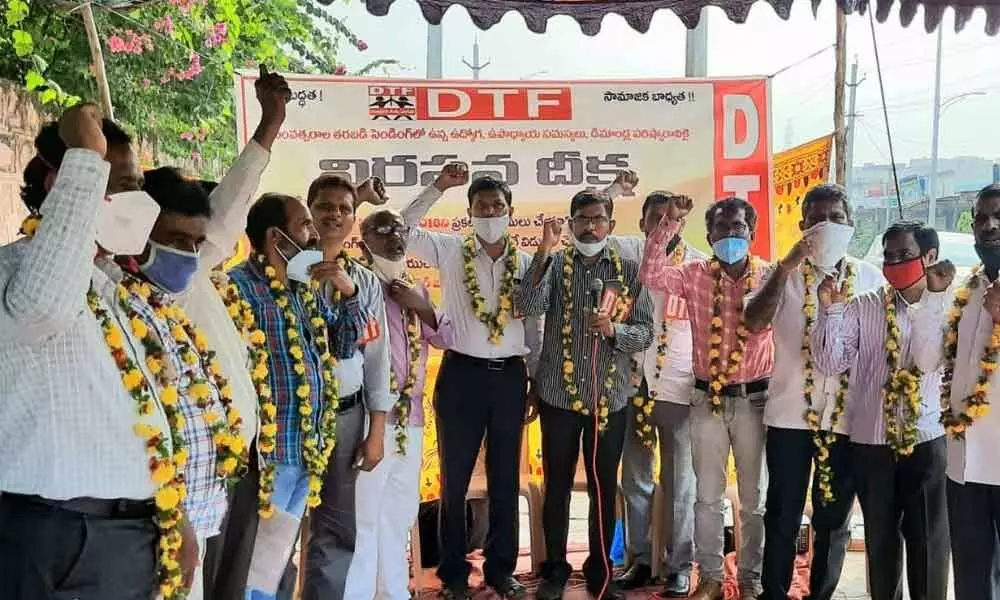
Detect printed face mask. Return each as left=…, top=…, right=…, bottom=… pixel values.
left=97, top=190, right=161, bottom=256
left=712, top=237, right=749, bottom=264
left=806, top=221, right=855, bottom=272
left=882, top=257, right=925, bottom=291
left=471, top=215, right=508, bottom=244
left=139, top=241, right=200, bottom=294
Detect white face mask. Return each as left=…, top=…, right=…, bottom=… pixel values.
left=471, top=215, right=508, bottom=244
left=572, top=233, right=608, bottom=257
left=369, top=253, right=407, bottom=283
left=286, top=249, right=323, bottom=284
left=96, top=190, right=161, bottom=255
left=805, top=221, right=855, bottom=272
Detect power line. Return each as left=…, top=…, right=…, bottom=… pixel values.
left=868, top=10, right=903, bottom=218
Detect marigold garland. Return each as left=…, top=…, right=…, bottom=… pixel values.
left=259, top=256, right=341, bottom=514
left=801, top=260, right=855, bottom=505
left=561, top=245, right=630, bottom=431
left=388, top=303, right=422, bottom=455
left=462, top=233, right=517, bottom=344
left=706, top=256, right=757, bottom=417
left=882, top=284, right=922, bottom=456
left=631, top=240, right=686, bottom=447
left=19, top=213, right=40, bottom=237
left=940, top=266, right=1000, bottom=437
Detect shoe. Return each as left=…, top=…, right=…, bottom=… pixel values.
left=614, top=563, right=653, bottom=590
left=487, top=576, right=526, bottom=599
left=586, top=582, right=626, bottom=600
left=689, top=580, right=724, bottom=600
left=661, top=573, right=691, bottom=597
left=536, top=578, right=565, bottom=600
left=438, top=584, right=471, bottom=600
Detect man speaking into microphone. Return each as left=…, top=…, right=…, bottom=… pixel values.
left=516, top=189, right=653, bottom=600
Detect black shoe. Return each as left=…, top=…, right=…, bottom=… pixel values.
left=536, top=578, right=565, bottom=600
left=661, top=573, right=691, bottom=598
left=614, top=563, right=653, bottom=590
left=439, top=584, right=471, bottom=600
left=586, top=582, right=626, bottom=600
left=487, top=576, right=526, bottom=599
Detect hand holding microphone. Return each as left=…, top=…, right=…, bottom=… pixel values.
left=588, top=278, right=615, bottom=338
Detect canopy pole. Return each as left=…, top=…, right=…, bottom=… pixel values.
left=81, top=1, right=115, bottom=120
left=833, top=9, right=847, bottom=185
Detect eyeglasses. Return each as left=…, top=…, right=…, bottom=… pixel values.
left=571, top=215, right=610, bottom=228
left=369, top=223, right=410, bottom=237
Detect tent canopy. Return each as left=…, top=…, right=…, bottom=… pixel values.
left=355, top=0, right=1000, bottom=36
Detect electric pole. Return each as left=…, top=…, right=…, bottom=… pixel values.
left=426, top=23, right=443, bottom=79
left=462, top=36, right=490, bottom=80
left=929, top=24, right=943, bottom=227
left=685, top=8, right=708, bottom=77
left=845, top=57, right=864, bottom=194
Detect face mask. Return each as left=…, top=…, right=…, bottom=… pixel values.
left=572, top=233, right=608, bottom=257
left=97, top=190, right=161, bottom=255
left=882, top=257, right=925, bottom=291
left=975, top=243, right=1000, bottom=273
left=139, top=240, right=200, bottom=294
left=712, top=237, right=749, bottom=264
left=368, top=253, right=407, bottom=283
left=806, top=221, right=854, bottom=272
left=471, top=216, right=508, bottom=244
left=286, top=249, right=323, bottom=284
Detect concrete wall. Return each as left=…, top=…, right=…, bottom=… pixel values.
left=0, top=80, right=49, bottom=245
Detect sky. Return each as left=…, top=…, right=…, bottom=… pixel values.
left=327, top=0, right=1000, bottom=166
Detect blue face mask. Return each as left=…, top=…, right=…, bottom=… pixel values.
left=139, top=240, right=200, bottom=294
left=712, top=237, right=749, bottom=264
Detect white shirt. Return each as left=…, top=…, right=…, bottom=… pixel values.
left=612, top=235, right=703, bottom=404
left=913, top=272, right=1000, bottom=485
left=761, top=257, right=884, bottom=433
left=401, top=186, right=541, bottom=368
left=177, top=140, right=272, bottom=446
left=0, top=150, right=171, bottom=500
left=332, top=263, right=395, bottom=412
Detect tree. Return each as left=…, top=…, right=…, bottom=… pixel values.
left=1, top=0, right=397, bottom=171
left=956, top=209, right=973, bottom=233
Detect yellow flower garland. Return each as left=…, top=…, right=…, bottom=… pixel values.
left=940, top=266, right=1000, bottom=437
left=561, top=245, right=630, bottom=431
left=19, top=213, right=40, bottom=237
left=211, top=272, right=278, bottom=514
left=631, top=240, right=686, bottom=447
left=882, top=284, right=922, bottom=456
left=461, top=233, right=517, bottom=344
left=801, top=260, right=855, bottom=505
left=707, top=256, right=757, bottom=417
left=259, top=257, right=341, bottom=513
left=388, top=304, right=422, bottom=455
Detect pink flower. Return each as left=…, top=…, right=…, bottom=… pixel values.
left=191, top=151, right=202, bottom=161
left=334, top=64, right=347, bottom=76
left=355, top=39, right=368, bottom=51
left=180, top=132, right=195, bottom=141
left=142, top=78, right=152, bottom=88
left=204, top=22, right=229, bottom=48
left=107, top=35, right=126, bottom=53
left=153, top=16, right=174, bottom=35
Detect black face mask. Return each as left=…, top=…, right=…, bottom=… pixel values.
left=975, top=242, right=1000, bottom=275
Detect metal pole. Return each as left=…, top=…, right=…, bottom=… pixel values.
left=845, top=58, right=860, bottom=192
left=426, top=23, right=443, bottom=79
left=81, top=2, right=114, bottom=120
left=685, top=9, right=708, bottom=77
left=833, top=10, right=847, bottom=185
left=929, top=25, right=944, bottom=227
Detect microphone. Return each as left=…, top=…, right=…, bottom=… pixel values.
left=589, top=278, right=604, bottom=314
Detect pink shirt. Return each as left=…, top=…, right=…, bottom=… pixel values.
left=383, top=282, right=455, bottom=426
left=639, top=240, right=774, bottom=384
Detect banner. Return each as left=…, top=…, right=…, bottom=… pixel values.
left=772, top=135, right=833, bottom=258
left=234, top=74, right=772, bottom=501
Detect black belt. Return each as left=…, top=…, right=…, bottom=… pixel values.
left=444, top=350, right=524, bottom=372
left=695, top=377, right=769, bottom=397
left=337, top=390, right=363, bottom=413
left=2, top=493, right=156, bottom=519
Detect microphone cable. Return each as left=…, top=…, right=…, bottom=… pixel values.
left=588, top=326, right=612, bottom=600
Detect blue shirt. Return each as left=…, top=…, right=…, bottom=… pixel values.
left=229, top=259, right=363, bottom=466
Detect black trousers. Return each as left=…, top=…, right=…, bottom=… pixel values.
left=853, top=438, right=949, bottom=600
left=539, top=402, right=626, bottom=590
left=947, top=479, right=1000, bottom=600
left=434, top=352, right=527, bottom=588
left=761, top=427, right=854, bottom=600
left=0, top=494, right=158, bottom=599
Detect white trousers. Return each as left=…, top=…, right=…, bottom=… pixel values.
left=343, top=423, right=424, bottom=600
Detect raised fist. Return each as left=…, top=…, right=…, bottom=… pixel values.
left=614, top=169, right=639, bottom=194
left=433, top=162, right=469, bottom=192
left=539, top=218, right=562, bottom=254
left=256, top=65, right=291, bottom=127
left=59, top=103, right=107, bottom=158
left=925, top=260, right=956, bottom=293
left=817, top=276, right=848, bottom=308
left=356, top=177, right=388, bottom=207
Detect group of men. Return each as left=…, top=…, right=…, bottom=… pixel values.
left=3, top=63, right=1000, bottom=600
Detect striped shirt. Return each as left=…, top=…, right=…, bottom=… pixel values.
left=515, top=247, right=654, bottom=412
left=639, top=240, right=774, bottom=385
left=228, top=259, right=364, bottom=465
left=811, top=287, right=945, bottom=446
